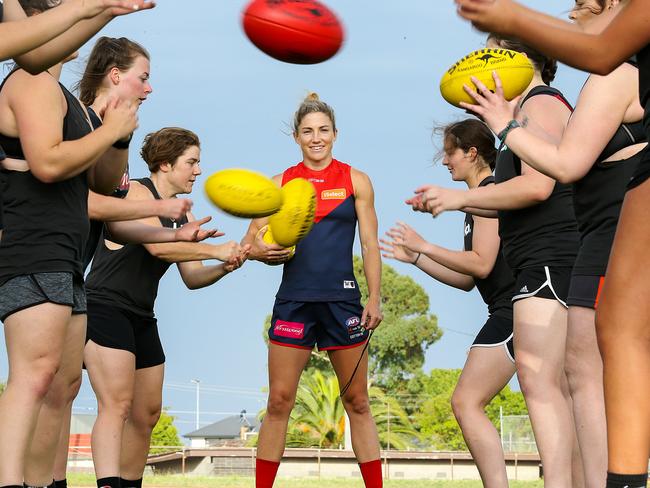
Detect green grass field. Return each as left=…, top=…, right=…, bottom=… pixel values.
left=68, top=473, right=543, bottom=488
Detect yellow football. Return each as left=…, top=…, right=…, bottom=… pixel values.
left=204, top=168, right=283, bottom=218
left=440, top=48, right=534, bottom=108
left=269, top=177, right=316, bottom=248
left=258, top=225, right=295, bottom=265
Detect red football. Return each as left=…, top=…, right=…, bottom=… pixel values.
left=242, top=0, right=345, bottom=64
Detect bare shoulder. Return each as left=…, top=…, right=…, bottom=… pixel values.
left=125, top=180, right=155, bottom=200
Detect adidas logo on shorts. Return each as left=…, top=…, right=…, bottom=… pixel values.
left=519, top=285, right=529, bottom=293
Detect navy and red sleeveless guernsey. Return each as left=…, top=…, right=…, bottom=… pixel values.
left=85, top=178, right=188, bottom=318
left=628, top=44, right=650, bottom=189
left=276, top=159, right=360, bottom=302
left=0, top=70, right=92, bottom=286
left=495, top=86, right=580, bottom=270
left=464, top=176, right=515, bottom=319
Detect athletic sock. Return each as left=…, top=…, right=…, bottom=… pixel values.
left=606, top=472, right=648, bottom=488
left=359, top=459, right=383, bottom=488
left=255, top=458, right=280, bottom=488
left=54, top=480, right=67, bottom=488
left=3, top=485, right=24, bottom=488
left=96, top=477, right=120, bottom=488
left=119, top=479, right=142, bottom=488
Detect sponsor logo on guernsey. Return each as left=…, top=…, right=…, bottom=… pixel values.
left=343, top=280, right=356, bottom=289
left=309, top=178, right=325, bottom=183
left=273, top=320, right=305, bottom=339
left=322, top=188, right=347, bottom=200
left=464, top=223, right=471, bottom=236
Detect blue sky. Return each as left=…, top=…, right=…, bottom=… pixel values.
left=0, top=1, right=587, bottom=438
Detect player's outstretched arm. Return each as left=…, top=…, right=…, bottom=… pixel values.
left=456, top=0, right=650, bottom=75
left=3, top=0, right=155, bottom=73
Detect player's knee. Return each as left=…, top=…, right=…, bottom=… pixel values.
left=24, top=359, right=60, bottom=401
left=451, top=387, right=477, bottom=422
left=266, top=389, right=296, bottom=418
left=130, top=403, right=162, bottom=432
left=342, top=391, right=370, bottom=417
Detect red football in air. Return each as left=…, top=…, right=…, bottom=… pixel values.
left=242, top=0, right=345, bottom=64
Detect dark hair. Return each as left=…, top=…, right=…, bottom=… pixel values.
left=435, top=119, right=497, bottom=171
left=293, top=92, right=337, bottom=133
left=18, top=0, right=60, bottom=15
left=141, top=127, right=200, bottom=173
left=488, top=33, right=558, bottom=85
left=75, top=37, right=150, bottom=106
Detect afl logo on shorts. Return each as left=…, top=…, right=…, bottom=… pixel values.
left=346, top=317, right=360, bottom=328
left=322, top=188, right=346, bottom=200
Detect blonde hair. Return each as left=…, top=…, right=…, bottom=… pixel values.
left=292, top=92, right=337, bottom=133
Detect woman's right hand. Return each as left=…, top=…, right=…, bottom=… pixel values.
left=102, top=98, right=138, bottom=143
left=248, top=225, right=294, bottom=264
left=156, top=198, right=193, bottom=220
left=455, top=0, right=518, bottom=35
left=77, top=0, right=156, bottom=19
left=379, top=236, right=418, bottom=264
left=385, top=222, right=427, bottom=254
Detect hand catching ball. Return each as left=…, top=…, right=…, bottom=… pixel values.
left=440, top=48, right=533, bottom=108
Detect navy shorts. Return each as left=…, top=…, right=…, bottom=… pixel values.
left=86, top=301, right=165, bottom=369
left=471, top=314, right=515, bottom=363
left=567, top=275, right=605, bottom=309
left=512, top=266, right=572, bottom=308
left=269, top=299, right=368, bottom=350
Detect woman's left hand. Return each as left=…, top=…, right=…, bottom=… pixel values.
left=362, top=297, right=383, bottom=330
left=460, top=72, right=520, bottom=134
left=415, top=185, right=467, bottom=217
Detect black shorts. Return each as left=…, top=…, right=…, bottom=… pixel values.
left=567, top=275, right=605, bottom=309
left=471, top=314, right=515, bottom=363
left=0, top=272, right=86, bottom=322
left=86, top=301, right=165, bottom=369
left=511, top=266, right=571, bottom=308
left=269, top=299, right=368, bottom=350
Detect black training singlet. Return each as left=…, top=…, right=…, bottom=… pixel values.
left=85, top=178, right=188, bottom=317
left=464, top=176, right=515, bottom=318
left=82, top=106, right=130, bottom=269
left=495, top=86, right=580, bottom=271
left=628, top=45, right=650, bottom=189
left=0, top=71, right=92, bottom=285
left=572, top=61, right=646, bottom=275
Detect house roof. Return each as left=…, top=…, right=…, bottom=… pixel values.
left=184, top=414, right=261, bottom=439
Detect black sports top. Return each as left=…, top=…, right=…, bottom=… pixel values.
left=572, top=61, right=647, bottom=275
left=495, top=85, right=580, bottom=271
left=463, top=176, right=515, bottom=318
left=82, top=106, right=130, bottom=269
left=85, top=178, right=188, bottom=317
left=628, top=45, right=650, bottom=189
left=0, top=70, right=92, bottom=285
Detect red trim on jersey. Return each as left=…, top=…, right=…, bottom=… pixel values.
left=282, top=159, right=355, bottom=224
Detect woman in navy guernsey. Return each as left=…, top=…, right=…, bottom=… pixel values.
left=382, top=119, right=516, bottom=488
left=0, top=0, right=138, bottom=486
left=460, top=2, right=647, bottom=486
left=243, top=93, right=384, bottom=488
left=412, top=38, right=581, bottom=486
left=456, top=1, right=650, bottom=487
